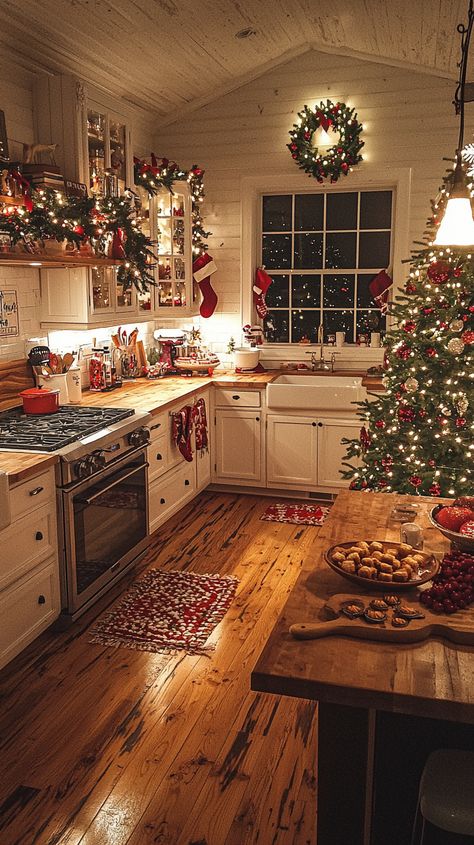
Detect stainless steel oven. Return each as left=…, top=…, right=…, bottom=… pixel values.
left=59, top=446, right=149, bottom=619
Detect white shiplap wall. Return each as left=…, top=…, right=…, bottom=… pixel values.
left=155, top=48, right=473, bottom=350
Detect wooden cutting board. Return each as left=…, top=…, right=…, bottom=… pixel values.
left=290, top=592, right=474, bottom=645
left=0, top=359, right=35, bottom=410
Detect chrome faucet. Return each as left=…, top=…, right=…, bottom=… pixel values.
left=305, top=327, right=339, bottom=371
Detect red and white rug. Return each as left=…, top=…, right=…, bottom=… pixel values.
left=260, top=502, right=331, bottom=526
left=89, top=569, right=239, bottom=655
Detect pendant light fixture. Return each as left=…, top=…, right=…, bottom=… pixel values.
left=434, top=0, right=474, bottom=246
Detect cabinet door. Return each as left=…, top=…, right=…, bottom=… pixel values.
left=40, top=267, right=88, bottom=324
left=267, top=415, right=318, bottom=487
left=317, top=418, right=361, bottom=488
left=215, top=410, right=262, bottom=484
left=153, top=182, right=195, bottom=315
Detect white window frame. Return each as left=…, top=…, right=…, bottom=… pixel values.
left=240, top=167, right=412, bottom=359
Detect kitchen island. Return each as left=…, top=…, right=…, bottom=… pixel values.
left=251, top=490, right=474, bottom=845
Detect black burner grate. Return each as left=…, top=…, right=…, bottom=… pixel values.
left=0, top=406, right=135, bottom=452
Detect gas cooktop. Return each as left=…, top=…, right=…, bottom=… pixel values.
left=0, top=406, right=135, bottom=452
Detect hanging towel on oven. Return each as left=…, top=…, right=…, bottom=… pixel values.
left=193, top=398, right=208, bottom=454
left=171, top=405, right=194, bottom=462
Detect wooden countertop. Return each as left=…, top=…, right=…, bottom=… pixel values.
left=251, top=490, right=474, bottom=724
left=0, top=369, right=383, bottom=483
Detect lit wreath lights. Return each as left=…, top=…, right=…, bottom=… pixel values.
left=287, top=99, right=364, bottom=183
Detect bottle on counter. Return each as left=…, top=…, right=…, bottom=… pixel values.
left=66, top=364, right=82, bottom=404
left=89, top=349, right=104, bottom=391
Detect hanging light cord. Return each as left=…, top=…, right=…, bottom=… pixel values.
left=454, top=0, right=474, bottom=151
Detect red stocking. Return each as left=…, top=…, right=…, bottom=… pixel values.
left=253, top=267, right=272, bottom=318
left=193, top=253, right=218, bottom=318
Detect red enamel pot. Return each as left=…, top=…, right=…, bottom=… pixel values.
left=20, top=387, right=60, bottom=415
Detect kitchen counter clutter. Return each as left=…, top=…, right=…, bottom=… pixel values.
left=251, top=490, right=474, bottom=844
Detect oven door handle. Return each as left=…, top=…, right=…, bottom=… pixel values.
left=75, top=463, right=149, bottom=505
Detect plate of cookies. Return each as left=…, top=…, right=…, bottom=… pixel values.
left=325, top=540, right=439, bottom=591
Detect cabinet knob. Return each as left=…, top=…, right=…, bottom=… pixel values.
left=232, top=395, right=240, bottom=400
left=156, top=453, right=162, bottom=460
left=256, top=416, right=260, bottom=421
left=29, top=486, right=44, bottom=496
left=312, top=422, right=317, bottom=427
left=160, top=497, right=166, bottom=504
left=38, top=595, right=46, bottom=605
left=35, top=531, right=43, bottom=541
left=318, top=422, right=323, bottom=427
left=185, top=479, right=190, bottom=486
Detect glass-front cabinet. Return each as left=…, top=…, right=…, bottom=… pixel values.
left=155, top=182, right=193, bottom=312
left=87, top=107, right=128, bottom=196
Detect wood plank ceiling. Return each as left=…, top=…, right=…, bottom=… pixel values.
left=0, top=0, right=468, bottom=124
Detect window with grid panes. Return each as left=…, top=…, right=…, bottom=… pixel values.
left=260, top=190, right=392, bottom=343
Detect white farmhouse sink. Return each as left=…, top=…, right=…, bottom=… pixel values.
left=266, top=374, right=365, bottom=410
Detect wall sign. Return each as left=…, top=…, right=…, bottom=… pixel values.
left=0, top=289, right=19, bottom=337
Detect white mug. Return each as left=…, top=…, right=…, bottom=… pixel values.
left=336, top=332, right=345, bottom=347
left=400, top=522, right=423, bottom=549
left=371, top=332, right=381, bottom=348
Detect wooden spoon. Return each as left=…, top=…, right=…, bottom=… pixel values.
left=62, top=352, right=74, bottom=371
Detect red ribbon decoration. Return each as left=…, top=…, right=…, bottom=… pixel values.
left=316, top=112, right=333, bottom=133
left=10, top=170, right=33, bottom=212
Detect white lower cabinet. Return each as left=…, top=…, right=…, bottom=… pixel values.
left=317, top=418, right=361, bottom=488
left=214, top=409, right=263, bottom=485
left=266, top=414, right=360, bottom=491
left=149, top=461, right=196, bottom=533
left=266, top=415, right=318, bottom=488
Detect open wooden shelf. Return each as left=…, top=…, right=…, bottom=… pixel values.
left=0, top=251, right=123, bottom=269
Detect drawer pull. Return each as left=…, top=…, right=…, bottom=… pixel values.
left=318, top=422, right=323, bottom=427
left=37, top=595, right=46, bottom=605
left=232, top=395, right=240, bottom=400
left=156, top=453, right=163, bottom=460
left=312, top=422, right=317, bottom=427
left=256, top=416, right=260, bottom=421
left=184, top=479, right=190, bottom=486
left=29, top=486, right=44, bottom=496
left=160, top=497, right=166, bottom=504
left=150, top=422, right=162, bottom=430
left=35, top=531, right=43, bottom=541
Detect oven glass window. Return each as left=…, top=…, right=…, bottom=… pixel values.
left=73, top=461, right=147, bottom=594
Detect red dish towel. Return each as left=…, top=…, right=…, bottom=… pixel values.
left=193, top=398, right=208, bottom=453
left=171, top=405, right=194, bottom=462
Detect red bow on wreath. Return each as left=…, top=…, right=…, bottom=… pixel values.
left=316, top=112, right=332, bottom=133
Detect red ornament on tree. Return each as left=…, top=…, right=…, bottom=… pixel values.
left=429, top=483, right=441, bottom=497
left=375, top=419, right=386, bottom=429
left=427, top=260, right=452, bottom=285
left=403, top=320, right=417, bottom=333
left=409, top=475, right=423, bottom=488
left=405, top=282, right=417, bottom=294
left=381, top=455, right=393, bottom=468
left=418, top=409, right=428, bottom=419
left=426, top=347, right=437, bottom=358
left=455, top=417, right=467, bottom=429
left=398, top=406, right=416, bottom=423
left=73, top=224, right=84, bottom=236
left=461, top=330, right=474, bottom=345
left=428, top=459, right=436, bottom=467
left=422, top=307, right=433, bottom=316
left=395, top=343, right=411, bottom=360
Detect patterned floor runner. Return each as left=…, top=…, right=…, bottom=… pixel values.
left=260, top=502, right=331, bottom=526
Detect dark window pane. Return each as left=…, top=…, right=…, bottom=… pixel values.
left=357, top=273, right=381, bottom=308
left=265, top=274, right=289, bottom=308
left=356, top=310, right=387, bottom=335
left=294, top=233, right=323, bottom=269
left=291, top=310, right=320, bottom=343
left=264, top=310, right=289, bottom=343
left=358, top=231, right=391, bottom=269
left=323, top=274, right=355, bottom=308
left=295, top=194, right=323, bottom=231
left=360, top=191, right=392, bottom=229
left=292, top=274, right=321, bottom=307
left=262, top=195, right=292, bottom=231
left=325, top=232, right=356, bottom=269
left=262, top=234, right=291, bottom=269
left=326, top=192, right=357, bottom=230
left=323, top=310, right=354, bottom=343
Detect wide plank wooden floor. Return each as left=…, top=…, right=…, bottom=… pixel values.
left=0, top=492, right=319, bottom=845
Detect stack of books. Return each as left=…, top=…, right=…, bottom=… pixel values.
left=22, top=164, right=65, bottom=192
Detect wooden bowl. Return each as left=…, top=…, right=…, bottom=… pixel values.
left=325, top=540, right=439, bottom=592
left=428, top=505, right=474, bottom=553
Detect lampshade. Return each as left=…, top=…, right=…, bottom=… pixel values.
left=434, top=156, right=474, bottom=246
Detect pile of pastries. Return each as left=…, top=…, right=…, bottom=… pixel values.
left=331, top=540, right=427, bottom=583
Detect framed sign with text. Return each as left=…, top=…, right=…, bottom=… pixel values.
left=0, top=289, right=19, bottom=337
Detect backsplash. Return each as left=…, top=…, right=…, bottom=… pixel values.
left=0, top=267, right=42, bottom=361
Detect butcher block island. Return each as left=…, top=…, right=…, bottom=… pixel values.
left=252, top=490, right=474, bottom=845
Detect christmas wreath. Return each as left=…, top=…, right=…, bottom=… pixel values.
left=287, top=99, right=364, bottom=183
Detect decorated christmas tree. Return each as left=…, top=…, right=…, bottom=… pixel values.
left=343, top=166, right=474, bottom=497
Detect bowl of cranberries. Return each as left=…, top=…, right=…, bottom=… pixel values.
left=429, top=497, right=474, bottom=552
left=420, top=549, right=474, bottom=614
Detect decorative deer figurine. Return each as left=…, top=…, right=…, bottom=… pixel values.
left=22, top=143, right=58, bottom=165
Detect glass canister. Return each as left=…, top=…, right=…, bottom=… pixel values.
left=89, top=350, right=104, bottom=391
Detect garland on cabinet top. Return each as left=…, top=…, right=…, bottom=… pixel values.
left=341, top=163, right=474, bottom=498
left=0, top=188, right=155, bottom=292
left=287, top=100, right=364, bottom=183
left=133, top=154, right=211, bottom=256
